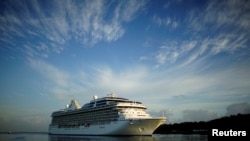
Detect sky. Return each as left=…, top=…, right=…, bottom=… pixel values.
left=0, top=0, right=250, bottom=132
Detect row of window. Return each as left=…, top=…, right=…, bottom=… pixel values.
left=52, top=108, right=119, bottom=125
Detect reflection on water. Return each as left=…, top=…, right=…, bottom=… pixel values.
left=155, top=134, right=208, bottom=141
left=0, top=133, right=48, bottom=141
left=49, top=135, right=156, bottom=141
left=49, top=134, right=208, bottom=141
left=0, top=133, right=208, bottom=141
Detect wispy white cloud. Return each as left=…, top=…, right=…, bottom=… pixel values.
left=149, top=30, right=249, bottom=69
left=182, top=0, right=250, bottom=69
left=29, top=59, right=73, bottom=100
left=154, top=45, right=179, bottom=68
left=148, top=0, right=250, bottom=69
left=204, top=0, right=250, bottom=30
left=0, top=0, right=148, bottom=58
left=91, top=66, right=149, bottom=94
left=187, top=0, right=250, bottom=32
left=115, top=0, right=148, bottom=22
left=210, top=33, right=248, bottom=55
left=152, top=15, right=179, bottom=29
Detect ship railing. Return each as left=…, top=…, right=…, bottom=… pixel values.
left=116, top=103, right=146, bottom=108
left=53, top=103, right=117, bottom=116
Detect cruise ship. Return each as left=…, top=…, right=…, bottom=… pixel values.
left=49, top=93, right=166, bottom=135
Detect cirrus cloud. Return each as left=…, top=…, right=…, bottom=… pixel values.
left=0, top=0, right=148, bottom=58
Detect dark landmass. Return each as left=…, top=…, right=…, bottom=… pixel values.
left=154, top=113, right=250, bottom=134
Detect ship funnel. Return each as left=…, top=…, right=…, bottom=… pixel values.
left=93, top=95, right=98, bottom=100
left=65, top=104, right=69, bottom=109
left=68, top=99, right=81, bottom=110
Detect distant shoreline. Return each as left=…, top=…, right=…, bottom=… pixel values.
left=154, top=113, right=250, bottom=135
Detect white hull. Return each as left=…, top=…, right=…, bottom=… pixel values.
left=49, top=118, right=165, bottom=135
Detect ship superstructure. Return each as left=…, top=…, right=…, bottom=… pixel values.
left=49, top=93, right=166, bottom=135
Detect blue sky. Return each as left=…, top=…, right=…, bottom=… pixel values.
left=0, top=0, right=250, bottom=132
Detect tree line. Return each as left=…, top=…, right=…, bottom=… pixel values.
left=154, top=113, right=250, bottom=134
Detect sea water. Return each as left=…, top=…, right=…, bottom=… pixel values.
left=0, top=133, right=208, bottom=141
